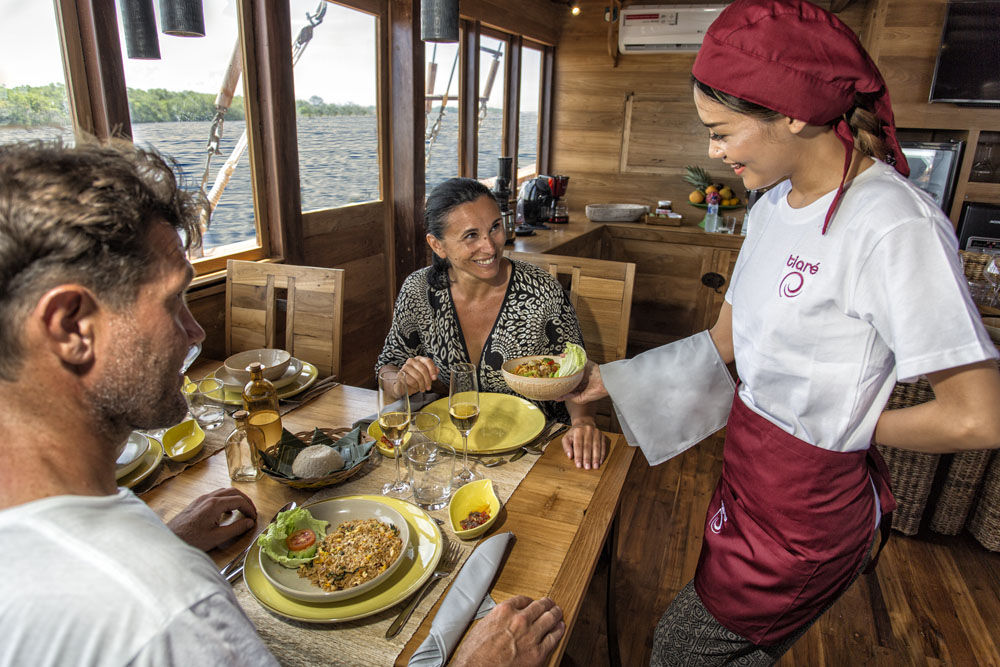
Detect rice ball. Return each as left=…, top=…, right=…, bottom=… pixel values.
left=292, top=445, right=345, bottom=478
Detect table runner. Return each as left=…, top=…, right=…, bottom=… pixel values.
left=233, top=446, right=545, bottom=666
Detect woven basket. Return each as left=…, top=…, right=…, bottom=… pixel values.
left=960, top=250, right=992, bottom=282
left=875, top=379, right=940, bottom=536
left=968, top=452, right=1000, bottom=551
left=261, top=427, right=369, bottom=490
left=929, top=449, right=993, bottom=535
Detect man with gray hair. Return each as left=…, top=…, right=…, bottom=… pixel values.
left=0, top=140, right=564, bottom=666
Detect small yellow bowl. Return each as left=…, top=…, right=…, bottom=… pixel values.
left=449, top=479, right=501, bottom=540
left=366, top=421, right=411, bottom=458
left=162, top=419, right=206, bottom=462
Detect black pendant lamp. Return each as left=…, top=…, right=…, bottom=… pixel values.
left=159, top=0, right=205, bottom=37
left=421, top=0, right=459, bottom=43
left=120, top=0, right=161, bottom=60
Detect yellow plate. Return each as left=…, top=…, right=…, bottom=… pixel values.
left=243, top=495, right=443, bottom=623
left=117, top=435, right=163, bottom=489
left=422, top=393, right=545, bottom=455
left=209, top=361, right=319, bottom=406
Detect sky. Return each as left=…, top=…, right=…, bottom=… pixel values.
left=0, top=0, right=536, bottom=110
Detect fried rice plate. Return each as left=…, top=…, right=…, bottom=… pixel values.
left=297, top=518, right=403, bottom=591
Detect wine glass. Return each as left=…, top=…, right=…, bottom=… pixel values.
left=448, top=362, right=480, bottom=486
left=985, top=256, right=1000, bottom=307
left=378, top=368, right=412, bottom=498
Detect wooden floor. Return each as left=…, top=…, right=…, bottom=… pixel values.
left=562, top=432, right=1000, bottom=666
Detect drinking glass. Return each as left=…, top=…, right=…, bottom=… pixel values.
left=405, top=441, right=455, bottom=510
left=448, top=362, right=480, bottom=486
left=378, top=368, right=412, bottom=498
left=186, top=377, right=226, bottom=430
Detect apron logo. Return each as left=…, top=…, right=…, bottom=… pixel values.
left=779, top=254, right=820, bottom=298
left=709, top=501, right=728, bottom=534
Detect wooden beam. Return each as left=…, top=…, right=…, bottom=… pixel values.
left=503, top=33, right=522, bottom=175
left=388, top=0, right=425, bottom=291
left=241, top=0, right=303, bottom=264
left=60, top=0, right=131, bottom=139
left=458, top=19, right=480, bottom=177
left=537, top=44, right=554, bottom=175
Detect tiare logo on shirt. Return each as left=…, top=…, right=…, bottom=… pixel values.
left=709, top=502, right=728, bottom=534
left=779, top=254, right=820, bottom=298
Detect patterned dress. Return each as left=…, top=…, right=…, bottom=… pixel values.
left=376, top=258, right=583, bottom=420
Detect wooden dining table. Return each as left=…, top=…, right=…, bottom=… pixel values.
left=143, top=366, right=635, bottom=666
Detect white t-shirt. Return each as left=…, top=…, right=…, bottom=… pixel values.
left=727, top=160, right=997, bottom=452
left=0, top=489, right=277, bottom=667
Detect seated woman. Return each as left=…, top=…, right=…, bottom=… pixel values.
left=376, top=177, right=606, bottom=469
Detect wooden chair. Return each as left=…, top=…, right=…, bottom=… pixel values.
left=507, top=251, right=636, bottom=364
left=225, top=260, right=345, bottom=378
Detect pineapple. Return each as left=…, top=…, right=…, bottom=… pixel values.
left=683, top=165, right=713, bottom=191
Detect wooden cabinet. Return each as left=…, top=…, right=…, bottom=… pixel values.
left=601, top=225, right=742, bottom=355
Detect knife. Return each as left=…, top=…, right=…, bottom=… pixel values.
left=509, top=422, right=564, bottom=462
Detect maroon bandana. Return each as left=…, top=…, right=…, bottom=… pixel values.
left=692, top=0, right=908, bottom=234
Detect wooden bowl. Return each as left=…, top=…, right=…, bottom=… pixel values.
left=501, top=355, right=583, bottom=402
left=224, top=348, right=292, bottom=384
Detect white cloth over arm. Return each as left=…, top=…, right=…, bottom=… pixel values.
left=602, top=330, right=735, bottom=466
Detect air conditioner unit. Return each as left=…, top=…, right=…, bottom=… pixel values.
left=618, top=4, right=727, bottom=53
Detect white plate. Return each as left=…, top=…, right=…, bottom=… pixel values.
left=259, top=498, right=411, bottom=603
left=214, top=357, right=304, bottom=390
left=115, top=432, right=151, bottom=479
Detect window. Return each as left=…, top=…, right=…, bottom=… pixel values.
left=518, top=44, right=542, bottom=181
left=424, top=41, right=460, bottom=193
left=476, top=34, right=505, bottom=181
left=290, top=0, right=380, bottom=212
left=0, top=2, right=72, bottom=145
left=115, top=2, right=259, bottom=260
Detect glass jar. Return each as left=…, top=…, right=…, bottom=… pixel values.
left=242, top=362, right=283, bottom=449
left=225, top=410, right=263, bottom=482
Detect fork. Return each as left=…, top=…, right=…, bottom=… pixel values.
left=385, top=541, right=463, bottom=639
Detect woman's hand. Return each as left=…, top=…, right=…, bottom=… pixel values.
left=384, top=357, right=439, bottom=397
left=561, top=419, right=607, bottom=470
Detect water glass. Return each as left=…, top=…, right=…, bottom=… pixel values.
left=409, top=411, right=441, bottom=447
left=405, top=441, right=455, bottom=510
left=186, top=378, right=226, bottom=430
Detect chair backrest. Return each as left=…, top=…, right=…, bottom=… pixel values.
left=225, top=260, right=345, bottom=378
left=507, top=251, right=636, bottom=364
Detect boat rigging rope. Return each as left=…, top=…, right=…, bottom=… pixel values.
left=425, top=49, right=459, bottom=167
left=196, top=1, right=328, bottom=245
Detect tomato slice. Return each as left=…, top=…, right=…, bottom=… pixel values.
left=286, top=528, right=317, bottom=552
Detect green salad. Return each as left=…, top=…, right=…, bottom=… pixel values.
left=257, top=507, right=329, bottom=568
left=555, top=342, right=587, bottom=377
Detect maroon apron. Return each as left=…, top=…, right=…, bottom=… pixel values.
left=693, top=391, right=896, bottom=645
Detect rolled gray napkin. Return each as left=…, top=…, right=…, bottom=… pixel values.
left=408, top=532, right=515, bottom=667
left=352, top=392, right=440, bottom=430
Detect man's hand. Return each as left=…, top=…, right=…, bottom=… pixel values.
left=451, top=596, right=565, bottom=667
left=167, top=487, right=257, bottom=552
left=562, top=421, right=607, bottom=470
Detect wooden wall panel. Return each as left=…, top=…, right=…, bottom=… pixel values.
left=301, top=202, right=389, bottom=387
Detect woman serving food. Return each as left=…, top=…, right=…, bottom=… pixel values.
left=567, top=0, right=1000, bottom=663
left=376, top=178, right=607, bottom=469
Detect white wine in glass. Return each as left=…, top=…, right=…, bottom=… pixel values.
left=449, top=363, right=480, bottom=486
left=378, top=368, right=411, bottom=498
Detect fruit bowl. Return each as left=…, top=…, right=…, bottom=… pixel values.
left=501, top=356, right=583, bottom=402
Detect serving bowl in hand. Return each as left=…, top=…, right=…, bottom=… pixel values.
left=259, top=497, right=410, bottom=602
left=224, top=348, right=292, bottom=384
left=449, top=478, right=501, bottom=540
left=501, top=355, right=583, bottom=402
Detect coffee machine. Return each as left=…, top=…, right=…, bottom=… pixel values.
left=547, top=175, right=569, bottom=223
left=516, top=174, right=570, bottom=230
left=493, top=157, right=516, bottom=245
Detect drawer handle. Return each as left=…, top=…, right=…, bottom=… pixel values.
left=701, top=272, right=726, bottom=293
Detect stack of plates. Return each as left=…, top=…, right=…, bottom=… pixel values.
left=209, top=357, right=320, bottom=405
left=243, top=495, right=444, bottom=623
left=116, top=432, right=164, bottom=488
